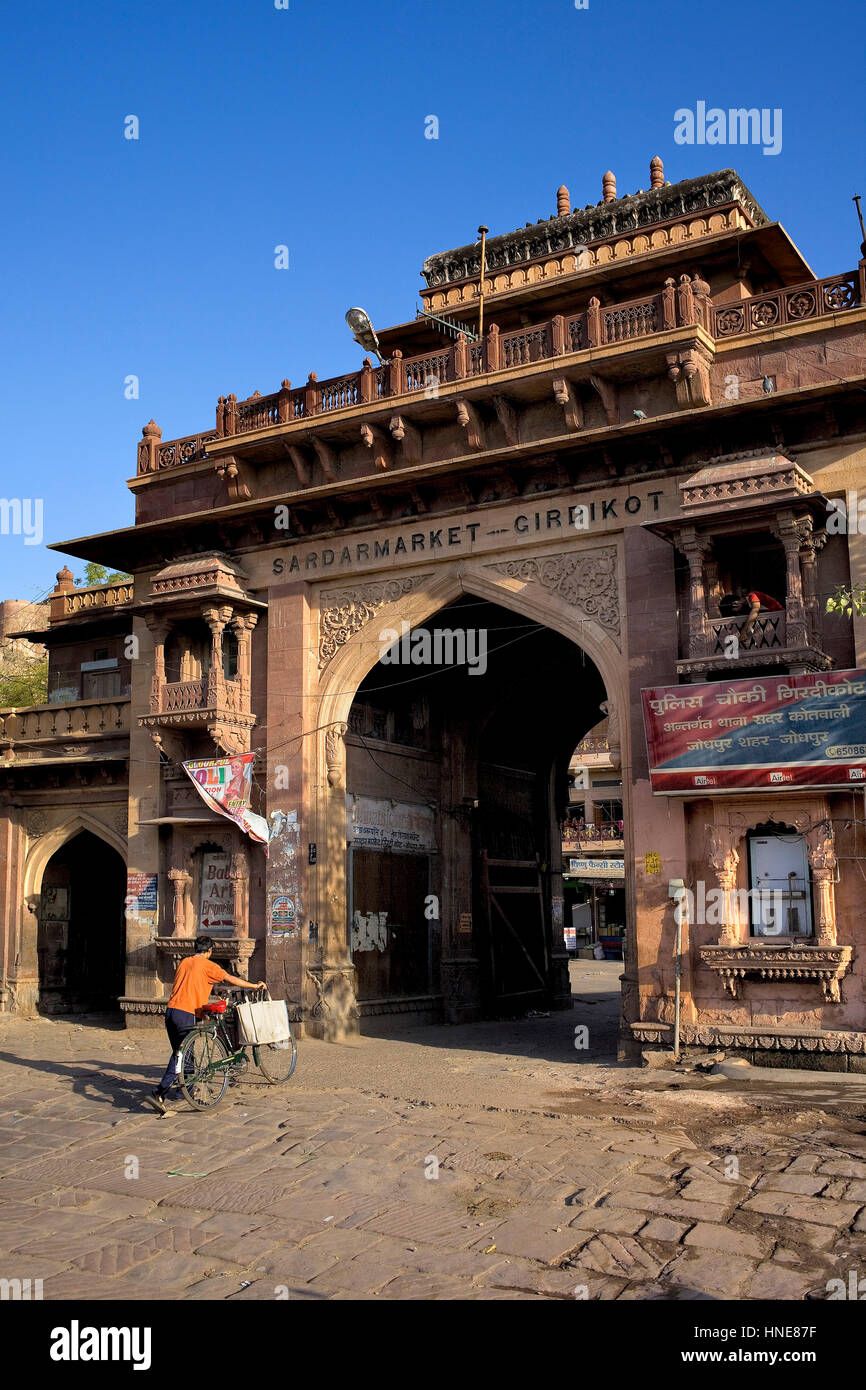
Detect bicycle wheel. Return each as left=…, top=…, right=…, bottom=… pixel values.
left=255, top=1032, right=297, bottom=1084
left=178, top=1028, right=231, bottom=1110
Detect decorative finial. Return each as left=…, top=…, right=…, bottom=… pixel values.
left=650, top=155, right=664, bottom=188
left=141, top=419, right=161, bottom=439
left=602, top=171, right=616, bottom=203
left=54, top=566, right=74, bottom=592
left=557, top=185, right=571, bottom=217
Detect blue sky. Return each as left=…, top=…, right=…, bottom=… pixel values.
left=2, top=0, right=864, bottom=602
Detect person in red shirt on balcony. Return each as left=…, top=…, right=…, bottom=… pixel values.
left=144, top=935, right=265, bottom=1115
left=742, top=589, right=784, bottom=642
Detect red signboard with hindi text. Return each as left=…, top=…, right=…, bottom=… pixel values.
left=642, top=669, right=866, bottom=793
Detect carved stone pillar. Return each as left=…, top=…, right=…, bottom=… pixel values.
left=707, top=827, right=741, bottom=947
left=704, top=556, right=722, bottom=619
left=676, top=274, right=696, bottom=326
left=144, top=615, right=171, bottom=714
left=661, top=278, right=677, bottom=331
left=806, top=821, right=837, bottom=945
left=229, top=850, right=250, bottom=940
left=798, top=520, right=826, bottom=647
left=586, top=298, right=602, bottom=348
left=230, top=612, right=258, bottom=709
left=168, top=868, right=192, bottom=937
left=772, top=512, right=809, bottom=648
left=677, top=528, right=712, bottom=659
left=691, top=271, right=712, bottom=332
left=203, top=605, right=233, bottom=706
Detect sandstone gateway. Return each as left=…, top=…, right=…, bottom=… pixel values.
left=2, top=160, right=866, bottom=1066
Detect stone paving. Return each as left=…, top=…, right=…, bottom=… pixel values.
left=1, top=979, right=866, bottom=1301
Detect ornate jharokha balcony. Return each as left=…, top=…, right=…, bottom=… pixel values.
left=0, top=697, right=130, bottom=765
left=140, top=666, right=255, bottom=757
left=136, top=270, right=863, bottom=476
left=709, top=612, right=786, bottom=654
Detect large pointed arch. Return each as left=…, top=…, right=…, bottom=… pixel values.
left=316, top=561, right=626, bottom=747
left=23, top=812, right=127, bottom=905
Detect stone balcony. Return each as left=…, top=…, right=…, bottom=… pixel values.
left=677, top=609, right=833, bottom=680
left=140, top=668, right=256, bottom=758
left=0, top=696, right=130, bottom=766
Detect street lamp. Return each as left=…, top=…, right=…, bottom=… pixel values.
left=345, top=307, right=390, bottom=366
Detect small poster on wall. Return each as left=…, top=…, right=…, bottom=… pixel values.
left=199, top=852, right=234, bottom=934
left=268, top=893, right=297, bottom=934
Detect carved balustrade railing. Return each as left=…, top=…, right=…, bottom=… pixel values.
left=143, top=270, right=861, bottom=470
left=603, top=297, right=658, bottom=342
left=58, top=582, right=134, bottom=616
left=708, top=613, right=786, bottom=654
left=500, top=324, right=552, bottom=368
left=0, top=696, right=130, bottom=747
left=138, top=430, right=217, bottom=474
left=712, top=273, right=858, bottom=337
left=162, top=679, right=206, bottom=713
left=158, top=676, right=243, bottom=715
left=403, top=351, right=451, bottom=392
left=561, top=820, right=624, bottom=848
left=574, top=735, right=611, bottom=756
left=320, top=376, right=361, bottom=413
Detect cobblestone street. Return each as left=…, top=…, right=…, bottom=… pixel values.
left=2, top=966, right=866, bottom=1302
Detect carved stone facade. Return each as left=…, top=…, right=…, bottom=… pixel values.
left=488, top=548, right=620, bottom=636
left=2, top=157, right=864, bottom=1064
left=318, top=576, right=431, bottom=669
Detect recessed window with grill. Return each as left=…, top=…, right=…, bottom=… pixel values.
left=747, top=825, right=813, bottom=937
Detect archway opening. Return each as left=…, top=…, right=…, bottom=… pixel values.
left=561, top=714, right=625, bottom=959
left=344, top=595, right=610, bottom=1025
left=37, top=830, right=126, bottom=1014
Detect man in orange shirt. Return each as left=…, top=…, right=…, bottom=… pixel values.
left=145, top=936, right=265, bottom=1114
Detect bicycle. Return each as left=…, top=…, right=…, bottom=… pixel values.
left=174, top=986, right=297, bottom=1111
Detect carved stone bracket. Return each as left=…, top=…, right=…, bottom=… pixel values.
left=699, top=943, right=853, bottom=1003
left=589, top=374, right=617, bottom=425
left=325, top=722, right=348, bottom=788
left=318, top=575, right=431, bottom=669
left=360, top=423, right=392, bottom=471
left=455, top=399, right=485, bottom=451
left=389, top=415, right=422, bottom=466
left=486, top=547, right=620, bottom=637
left=214, top=455, right=252, bottom=501
left=552, top=377, right=582, bottom=431
left=666, top=345, right=713, bottom=408
left=492, top=395, right=519, bottom=445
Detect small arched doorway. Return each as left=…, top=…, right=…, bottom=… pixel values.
left=37, top=830, right=126, bottom=1013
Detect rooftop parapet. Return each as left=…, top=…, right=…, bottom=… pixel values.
left=420, top=166, right=769, bottom=296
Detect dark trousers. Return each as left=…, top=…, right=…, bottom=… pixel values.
left=158, top=1008, right=197, bottom=1092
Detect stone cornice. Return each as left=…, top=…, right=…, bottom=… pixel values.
left=421, top=171, right=768, bottom=288
left=699, top=943, right=854, bottom=1003
left=631, top=1019, right=866, bottom=1056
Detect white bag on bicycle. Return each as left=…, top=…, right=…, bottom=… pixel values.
left=236, top=997, right=290, bottom=1045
